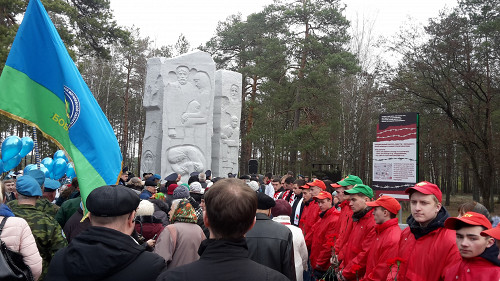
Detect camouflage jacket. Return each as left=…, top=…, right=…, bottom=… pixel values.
left=36, top=198, right=59, bottom=217
left=8, top=201, right=67, bottom=280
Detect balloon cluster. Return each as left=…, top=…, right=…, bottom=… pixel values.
left=0, top=136, right=34, bottom=173
left=23, top=150, right=76, bottom=180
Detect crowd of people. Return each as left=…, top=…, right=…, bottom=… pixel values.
left=1, top=168, right=500, bottom=281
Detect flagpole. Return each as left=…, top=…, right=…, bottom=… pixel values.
left=32, top=126, right=40, bottom=169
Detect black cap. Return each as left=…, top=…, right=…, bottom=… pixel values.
left=144, top=180, right=157, bottom=187
left=164, top=173, right=178, bottom=181
left=257, top=192, right=276, bottom=210
left=86, top=185, right=140, bottom=217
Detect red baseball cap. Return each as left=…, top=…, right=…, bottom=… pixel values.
left=330, top=183, right=342, bottom=188
left=366, top=195, right=401, bottom=215
left=300, top=184, right=310, bottom=189
left=306, top=180, right=326, bottom=190
left=405, top=181, right=442, bottom=203
left=314, top=191, right=332, bottom=200
left=445, top=212, right=492, bottom=230
left=482, top=225, right=500, bottom=239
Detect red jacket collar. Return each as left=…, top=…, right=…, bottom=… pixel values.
left=375, top=217, right=399, bottom=234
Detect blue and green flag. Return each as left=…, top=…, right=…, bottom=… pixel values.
left=0, top=0, right=122, bottom=208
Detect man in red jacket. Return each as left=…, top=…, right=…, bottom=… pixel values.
left=302, top=180, right=325, bottom=250
left=361, top=195, right=402, bottom=281
left=332, top=175, right=363, bottom=256
left=309, top=191, right=339, bottom=280
left=387, top=181, right=461, bottom=281
left=338, top=184, right=376, bottom=281
left=443, top=212, right=500, bottom=281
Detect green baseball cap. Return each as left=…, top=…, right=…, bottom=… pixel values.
left=344, top=184, right=374, bottom=199
left=337, top=175, right=363, bottom=187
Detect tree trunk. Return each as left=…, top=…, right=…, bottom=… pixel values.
left=122, top=58, right=132, bottom=162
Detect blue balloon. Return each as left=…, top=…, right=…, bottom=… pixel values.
left=23, top=164, right=37, bottom=174
left=1, top=136, right=23, bottom=161
left=41, top=157, right=54, bottom=172
left=0, top=160, right=3, bottom=173
left=52, top=158, right=68, bottom=180
left=53, top=150, right=68, bottom=162
left=3, top=154, right=21, bottom=172
left=39, top=164, right=50, bottom=177
left=66, top=163, right=76, bottom=178
left=19, top=137, right=34, bottom=158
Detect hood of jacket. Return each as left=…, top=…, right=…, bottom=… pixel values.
left=478, top=243, right=500, bottom=266
left=62, top=226, right=146, bottom=281
left=0, top=204, right=14, bottom=217
left=407, top=206, right=450, bottom=239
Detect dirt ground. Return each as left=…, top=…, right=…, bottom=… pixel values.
left=397, top=193, right=500, bottom=223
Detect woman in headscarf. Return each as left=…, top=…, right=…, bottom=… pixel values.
left=153, top=198, right=205, bottom=269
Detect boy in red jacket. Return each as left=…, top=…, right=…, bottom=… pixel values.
left=386, top=181, right=460, bottom=281
left=332, top=175, right=363, bottom=257
left=338, top=184, right=376, bottom=281
left=361, top=195, right=402, bottom=281
left=302, top=180, right=325, bottom=250
left=443, top=212, right=500, bottom=281
left=309, top=191, right=339, bottom=280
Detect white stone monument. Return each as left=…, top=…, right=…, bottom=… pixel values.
left=141, top=57, right=164, bottom=175
left=212, top=70, right=242, bottom=177
left=141, top=51, right=215, bottom=182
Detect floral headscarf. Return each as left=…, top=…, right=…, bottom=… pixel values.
left=152, top=192, right=166, bottom=201
left=170, top=199, right=197, bottom=224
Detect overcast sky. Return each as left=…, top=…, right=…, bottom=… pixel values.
left=109, top=0, right=458, bottom=49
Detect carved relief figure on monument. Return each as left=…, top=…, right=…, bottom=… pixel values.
left=176, top=66, right=189, bottom=85
left=167, top=145, right=206, bottom=177
left=230, top=84, right=240, bottom=103
left=193, top=71, right=211, bottom=96
left=182, top=100, right=207, bottom=126
left=165, top=65, right=198, bottom=139
left=142, top=150, right=155, bottom=173
left=221, top=115, right=240, bottom=163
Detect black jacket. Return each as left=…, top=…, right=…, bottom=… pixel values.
left=290, top=194, right=304, bottom=226
left=245, top=213, right=296, bottom=280
left=62, top=208, right=91, bottom=243
left=45, top=226, right=166, bottom=281
left=157, top=238, right=289, bottom=281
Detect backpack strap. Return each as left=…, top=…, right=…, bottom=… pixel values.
left=0, top=217, right=8, bottom=235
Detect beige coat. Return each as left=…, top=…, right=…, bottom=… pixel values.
left=1, top=216, right=43, bottom=280
left=154, top=222, right=205, bottom=269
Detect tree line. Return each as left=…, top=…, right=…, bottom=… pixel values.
left=1, top=0, right=499, bottom=210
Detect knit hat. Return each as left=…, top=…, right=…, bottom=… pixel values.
left=167, top=183, right=178, bottom=195
left=136, top=200, right=155, bottom=217
left=190, top=182, right=202, bottom=194
left=272, top=199, right=292, bottom=217
left=173, top=185, right=190, bottom=199
left=247, top=181, right=260, bottom=192
left=170, top=199, right=197, bottom=224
